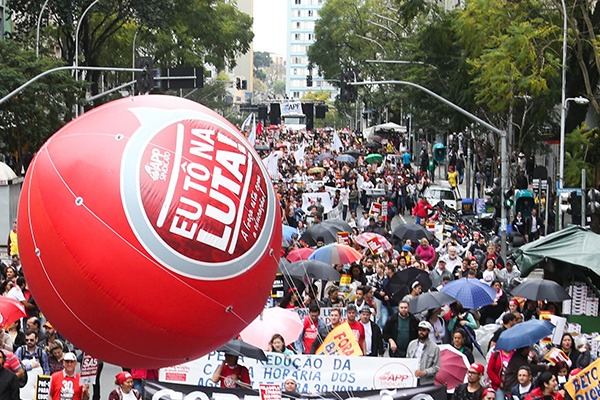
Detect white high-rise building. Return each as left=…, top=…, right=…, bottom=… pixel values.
left=286, top=0, right=336, bottom=100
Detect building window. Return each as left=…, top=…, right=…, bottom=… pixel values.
left=308, top=10, right=314, bottom=17
left=296, top=22, right=301, bottom=29
left=293, top=91, right=300, bottom=98
left=295, top=0, right=301, bottom=4
left=294, top=33, right=300, bottom=40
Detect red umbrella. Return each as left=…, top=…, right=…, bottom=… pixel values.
left=0, top=297, right=27, bottom=326
left=355, top=232, right=393, bottom=251
left=286, top=247, right=315, bottom=262
left=435, top=344, right=469, bottom=391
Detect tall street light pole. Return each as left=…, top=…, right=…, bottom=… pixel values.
left=36, top=0, right=51, bottom=58
left=558, top=0, right=568, bottom=191
left=74, top=0, right=100, bottom=116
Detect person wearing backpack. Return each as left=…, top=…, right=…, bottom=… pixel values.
left=15, top=330, right=50, bottom=375
left=487, top=348, right=515, bottom=400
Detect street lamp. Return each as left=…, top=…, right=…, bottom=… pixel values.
left=74, top=0, right=101, bottom=116
left=36, top=0, right=51, bottom=58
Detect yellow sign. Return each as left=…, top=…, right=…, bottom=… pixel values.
left=565, top=357, right=600, bottom=400
left=315, top=323, right=363, bottom=356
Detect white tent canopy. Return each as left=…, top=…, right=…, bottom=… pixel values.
left=363, top=122, right=406, bottom=141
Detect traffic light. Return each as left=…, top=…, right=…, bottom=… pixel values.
left=135, top=57, right=154, bottom=94
left=306, top=75, right=313, bottom=87
left=340, top=69, right=358, bottom=102
left=491, top=178, right=501, bottom=210
left=504, top=190, right=514, bottom=208
left=587, top=188, right=600, bottom=233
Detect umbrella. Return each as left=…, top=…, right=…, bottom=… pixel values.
left=309, top=243, right=362, bottom=265
left=300, top=224, right=339, bottom=246
left=239, top=308, right=303, bottom=350
left=307, top=167, right=325, bottom=175
left=392, top=224, right=432, bottom=243
left=344, top=149, right=362, bottom=157
left=315, top=153, right=333, bottom=161
left=321, top=219, right=353, bottom=234
left=370, top=135, right=383, bottom=143
left=510, top=279, right=570, bottom=302
left=286, top=247, right=315, bottom=262
left=440, top=278, right=497, bottom=310
left=217, top=339, right=268, bottom=361
left=365, top=153, right=384, bottom=164
left=335, top=154, right=356, bottom=163
left=390, top=267, right=433, bottom=292
left=0, top=297, right=27, bottom=326
left=278, top=257, right=292, bottom=274
left=435, top=345, right=470, bottom=390
left=355, top=232, right=393, bottom=251
left=495, top=319, right=555, bottom=351
left=255, top=144, right=270, bottom=151
left=287, top=260, right=341, bottom=281
left=365, top=142, right=382, bottom=149
left=409, top=291, right=457, bottom=314
left=385, top=282, right=409, bottom=304
left=282, top=225, right=298, bottom=242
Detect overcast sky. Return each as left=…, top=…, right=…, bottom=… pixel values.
left=253, top=0, right=287, bottom=56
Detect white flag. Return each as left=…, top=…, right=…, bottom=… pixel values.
left=240, top=113, right=253, bottom=132
left=247, top=114, right=256, bottom=145
left=332, top=130, right=344, bottom=152
left=293, top=142, right=307, bottom=166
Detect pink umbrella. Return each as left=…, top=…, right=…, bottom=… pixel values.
left=239, top=307, right=303, bottom=350
left=355, top=232, right=393, bottom=251
left=435, top=344, right=470, bottom=391
left=286, top=247, right=315, bottom=262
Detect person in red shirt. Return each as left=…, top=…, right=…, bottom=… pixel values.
left=412, top=196, right=433, bottom=225
left=49, top=352, right=89, bottom=400
left=298, top=304, right=324, bottom=354
left=211, top=353, right=251, bottom=389
left=345, top=304, right=366, bottom=354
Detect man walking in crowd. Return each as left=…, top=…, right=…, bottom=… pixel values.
left=345, top=304, right=366, bottom=354
left=452, top=363, right=485, bottom=400
left=359, top=305, right=383, bottom=357
left=16, top=330, right=50, bottom=375
left=297, top=304, right=325, bottom=354
left=383, top=301, right=418, bottom=358
left=406, top=321, right=440, bottom=386
left=49, top=352, right=89, bottom=400
left=311, top=307, right=343, bottom=353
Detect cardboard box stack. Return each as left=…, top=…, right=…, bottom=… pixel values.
left=564, top=282, right=599, bottom=316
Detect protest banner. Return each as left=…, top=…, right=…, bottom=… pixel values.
left=35, top=375, right=51, bottom=400
left=565, top=357, right=600, bottom=400
left=315, top=323, right=362, bottom=356
left=144, top=380, right=446, bottom=400
left=367, top=237, right=384, bottom=255
left=159, top=352, right=419, bottom=392
left=80, top=354, right=100, bottom=385
left=337, top=232, right=350, bottom=245
left=260, top=383, right=282, bottom=400
left=369, top=202, right=382, bottom=216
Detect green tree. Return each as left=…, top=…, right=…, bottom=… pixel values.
left=0, top=40, right=81, bottom=170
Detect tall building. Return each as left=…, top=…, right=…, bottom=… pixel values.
left=232, top=0, right=254, bottom=104
left=286, top=0, right=336, bottom=100
left=0, top=0, right=12, bottom=40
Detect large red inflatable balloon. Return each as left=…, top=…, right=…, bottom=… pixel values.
left=18, top=95, right=281, bottom=368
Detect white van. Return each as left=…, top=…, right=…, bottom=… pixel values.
left=424, top=185, right=461, bottom=210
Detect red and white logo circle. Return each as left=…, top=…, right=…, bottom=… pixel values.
left=121, top=106, right=276, bottom=280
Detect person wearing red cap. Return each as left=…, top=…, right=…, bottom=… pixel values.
left=109, top=371, right=140, bottom=400
left=482, top=388, right=496, bottom=400
left=452, top=362, right=485, bottom=400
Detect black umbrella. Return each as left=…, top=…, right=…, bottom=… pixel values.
left=392, top=224, right=432, bottom=243
left=344, top=149, right=363, bottom=157
left=321, top=218, right=353, bottom=234
left=300, top=223, right=340, bottom=246
left=278, top=257, right=292, bottom=274
left=365, top=141, right=382, bottom=149
left=510, top=279, right=571, bottom=302
left=384, top=281, right=410, bottom=304
left=288, top=260, right=341, bottom=281
left=254, top=144, right=270, bottom=151
left=390, top=267, right=433, bottom=292
left=217, top=339, right=268, bottom=361
left=409, top=291, right=457, bottom=314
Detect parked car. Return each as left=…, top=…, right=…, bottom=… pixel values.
left=424, top=184, right=461, bottom=210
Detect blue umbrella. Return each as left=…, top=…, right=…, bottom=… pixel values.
left=315, top=152, right=333, bottom=161
left=282, top=225, right=298, bottom=241
left=335, top=154, right=356, bottom=163
left=495, top=319, right=555, bottom=351
left=440, top=278, right=496, bottom=310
